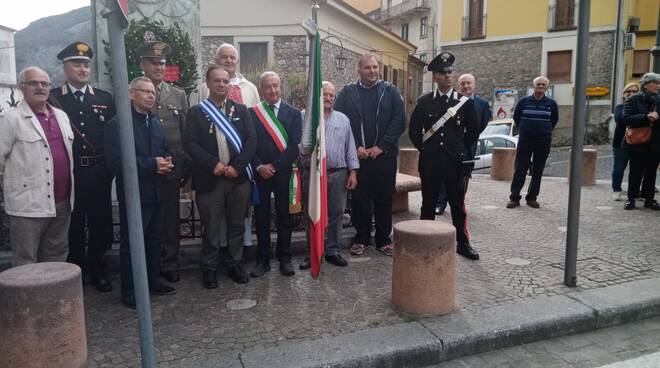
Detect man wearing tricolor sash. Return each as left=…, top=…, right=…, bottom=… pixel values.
left=409, top=52, right=481, bottom=261
left=183, top=65, right=257, bottom=289
left=249, top=71, right=302, bottom=277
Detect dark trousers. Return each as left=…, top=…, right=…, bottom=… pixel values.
left=255, top=172, right=293, bottom=264
left=119, top=200, right=164, bottom=296
left=611, top=147, right=630, bottom=192
left=67, top=164, right=113, bottom=279
left=352, top=156, right=397, bottom=247
left=510, top=138, right=552, bottom=201
left=627, top=150, right=660, bottom=201
left=161, top=179, right=181, bottom=273
left=420, top=174, right=470, bottom=246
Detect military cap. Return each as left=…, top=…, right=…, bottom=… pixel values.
left=137, top=41, right=172, bottom=62
left=427, top=51, right=455, bottom=73
left=57, top=42, right=93, bottom=62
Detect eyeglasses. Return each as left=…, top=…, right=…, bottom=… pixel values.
left=21, top=80, right=51, bottom=88
left=132, top=88, right=156, bottom=95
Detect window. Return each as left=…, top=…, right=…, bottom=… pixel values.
left=547, top=50, right=572, bottom=83
left=392, top=69, right=399, bottom=86
left=552, top=0, right=576, bottom=31
left=419, top=53, right=427, bottom=62
left=420, top=17, right=428, bottom=39
left=465, top=0, right=485, bottom=39
left=401, top=23, right=409, bottom=41
left=239, top=42, right=268, bottom=74
left=632, top=50, right=650, bottom=78
left=383, top=65, right=389, bottom=81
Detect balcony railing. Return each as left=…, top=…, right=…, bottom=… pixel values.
left=462, top=14, right=487, bottom=40
left=548, top=1, right=579, bottom=31
left=380, top=0, right=430, bottom=22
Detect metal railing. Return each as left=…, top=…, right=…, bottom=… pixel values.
left=381, top=0, right=430, bottom=21
left=548, top=1, right=579, bottom=31
left=462, top=14, right=487, bottom=40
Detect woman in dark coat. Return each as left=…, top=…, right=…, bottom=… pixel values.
left=611, top=82, right=639, bottom=201
left=622, top=72, right=660, bottom=210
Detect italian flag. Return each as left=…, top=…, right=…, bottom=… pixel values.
left=308, top=31, right=327, bottom=278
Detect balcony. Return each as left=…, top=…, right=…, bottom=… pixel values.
left=379, top=0, right=430, bottom=22
left=548, top=1, right=578, bottom=31
left=462, top=14, right=487, bottom=40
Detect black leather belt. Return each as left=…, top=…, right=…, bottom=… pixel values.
left=78, top=155, right=104, bottom=167
left=327, top=167, right=347, bottom=173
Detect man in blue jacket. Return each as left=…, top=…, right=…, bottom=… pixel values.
left=105, top=76, right=176, bottom=308
left=506, top=76, right=558, bottom=209
left=334, top=54, right=405, bottom=257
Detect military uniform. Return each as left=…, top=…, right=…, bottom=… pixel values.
left=408, top=52, right=480, bottom=260
left=138, top=41, right=189, bottom=280
left=49, top=42, right=116, bottom=290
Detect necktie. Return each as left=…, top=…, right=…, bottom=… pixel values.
left=270, top=104, right=277, bottom=115
left=74, top=90, right=84, bottom=103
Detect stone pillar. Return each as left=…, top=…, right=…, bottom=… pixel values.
left=391, top=220, right=456, bottom=315
left=581, top=148, right=598, bottom=186
left=491, top=147, right=517, bottom=181
left=398, top=148, right=419, bottom=177
left=0, top=262, right=87, bottom=368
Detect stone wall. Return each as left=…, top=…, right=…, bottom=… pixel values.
left=200, top=36, right=234, bottom=70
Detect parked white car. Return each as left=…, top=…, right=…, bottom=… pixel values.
left=481, top=118, right=516, bottom=137
left=473, top=134, right=519, bottom=169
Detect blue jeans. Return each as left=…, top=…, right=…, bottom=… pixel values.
left=611, top=147, right=629, bottom=192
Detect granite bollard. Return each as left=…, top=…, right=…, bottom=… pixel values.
left=392, top=220, right=456, bottom=315
left=398, top=148, right=419, bottom=177
left=0, top=262, right=87, bottom=368
left=490, top=147, right=516, bottom=181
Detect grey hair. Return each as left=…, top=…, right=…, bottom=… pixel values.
left=458, top=73, right=475, bottom=83
left=322, top=81, right=334, bottom=89
left=259, top=71, right=280, bottom=88
left=533, top=76, right=549, bottom=86
left=18, top=66, right=49, bottom=84
left=216, top=43, right=238, bottom=56
left=129, top=76, right=153, bottom=89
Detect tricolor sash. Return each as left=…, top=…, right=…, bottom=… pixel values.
left=199, top=99, right=259, bottom=204
left=253, top=101, right=302, bottom=213
left=422, top=94, right=470, bottom=142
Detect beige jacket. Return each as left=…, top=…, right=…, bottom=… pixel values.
left=189, top=74, right=260, bottom=107
left=0, top=100, right=75, bottom=217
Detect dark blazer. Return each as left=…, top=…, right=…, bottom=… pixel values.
left=105, top=106, right=169, bottom=205
left=250, top=101, right=302, bottom=176
left=473, top=95, right=492, bottom=133
left=622, top=91, right=660, bottom=152
left=409, top=90, right=479, bottom=178
left=183, top=99, right=257, bottom=194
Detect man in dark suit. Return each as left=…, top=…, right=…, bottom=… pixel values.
left=249, top=71, right=302, bottom=277
left=184, top=65, right=257, bottom=288
left=409, top=52, right=481, bottom=260
left=105, top=76, right=176, bottom=308
left=49, top=42, right=116, bottom=292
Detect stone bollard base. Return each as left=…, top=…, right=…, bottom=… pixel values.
left=491, top=147, right=517, bottom=181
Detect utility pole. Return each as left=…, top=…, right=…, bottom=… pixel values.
left=103, top=1, right=157, bottom=366
left=564, top=0, right=591, bottom=287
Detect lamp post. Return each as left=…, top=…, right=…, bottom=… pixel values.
left=321, top=35, right=348, bottom=70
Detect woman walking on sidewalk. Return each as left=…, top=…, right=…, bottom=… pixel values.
left=611, top=83, right=639, bottom=201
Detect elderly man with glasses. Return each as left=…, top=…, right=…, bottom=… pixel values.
left=0, top=67, right=75, bottom=266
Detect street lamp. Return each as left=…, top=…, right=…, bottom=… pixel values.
left=321, top=35, right=348, bottom=70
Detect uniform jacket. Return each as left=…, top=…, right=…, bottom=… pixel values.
left=105, top=106, right=170, bottom=205
left=49, top=84, right=116, bottom=166
left=0, top=100, right=75, bottom=217
left=622, top=91, right=660, bottom=152
left=250, top=101, right=302, bottom=176
left=152, top=81, right=189, bottom=180
left=409, top=90, right=479, bottom=178
left=334, top=80, right=405, bottom=158
left=184, top=99, right=257, bottom=193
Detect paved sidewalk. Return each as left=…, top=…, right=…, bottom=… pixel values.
left=81, top=175, right=659, bottom=367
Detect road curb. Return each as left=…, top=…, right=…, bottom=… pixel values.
left=187, top=277, right=660, bottom=368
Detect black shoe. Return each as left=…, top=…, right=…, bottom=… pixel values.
left=228, top=264, right=250, bottom=284
left=203, top=270, right=218, bottom=289
left=299, top=257, right=311, bottom=270
left=90, top=276, right=113, bottom=292
left=624, top=200, right=635, bottom=210
left=279, top=261, right=295, bottom=276
left=120, top=293, right=136, bottom=309
left=435, top=205, right=446, bottom=215
left=150, top=281, right=176, bottom=295
left=644, top=200, right=660, bottom=210
left=250, top=261, right=271, bottom=278
left=457, top=243, right=480, bottom=260
left=526, top=200, right=540, bottom=209
left=506, top=200, right=520, bottom=208
left=325, top=254, right=348, bottom=267
left=162, top=271, right=180, bottom=283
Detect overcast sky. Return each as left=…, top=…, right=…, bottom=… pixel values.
left=1, top=0, right=88, bottom=31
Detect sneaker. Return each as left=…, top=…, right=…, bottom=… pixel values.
left=376, top=243, right=394, bottom=257
left=350, top=243, right=366, bottom=256
left=611, top=191, right=624, bottom=201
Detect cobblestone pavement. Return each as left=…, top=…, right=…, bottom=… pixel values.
left=85, top=175, right=660, bottom=367
left=424, top=316, right=660, bottom=368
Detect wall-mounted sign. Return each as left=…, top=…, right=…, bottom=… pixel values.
left=493, top=88, right=518, bottom=120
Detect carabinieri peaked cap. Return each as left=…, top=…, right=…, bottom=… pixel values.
left=427, top=51, right=455, bottom=73
left=57, top=42, right=93, bottom=62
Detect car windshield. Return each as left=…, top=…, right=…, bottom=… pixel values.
left=481, top=124, right=511, bottom=136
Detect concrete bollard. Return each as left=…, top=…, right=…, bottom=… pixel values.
left=581, top=148, right=598, bottom=186
left=398, top=148, right=419, bottom=177
left=392, top=220, right=456, bottom=315
left=491, top=147, right=517, bottom=181
left=0, top=262, right=87, bottom=368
